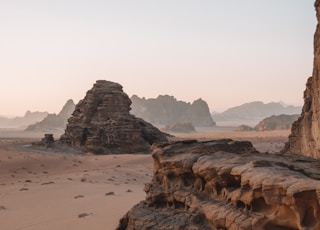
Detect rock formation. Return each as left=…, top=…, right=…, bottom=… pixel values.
left=60, top=80, right=168, bottom=154
left=254, top=114, right=299, bottom=131
left=130, top=95, right=215, bottom=127
left=284, top=1, right=320, bottom=158
left=25, top=99, right=75, bottom=131
left=118, top=139, right=320, bottom=230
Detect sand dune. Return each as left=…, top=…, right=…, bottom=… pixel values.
left=0, top=129, right=289, bottom=229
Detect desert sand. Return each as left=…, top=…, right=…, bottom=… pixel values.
left=0, top=128, right=290, bottom=230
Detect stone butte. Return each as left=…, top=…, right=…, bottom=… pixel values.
left=284, top=0, right=320, bottom=159
left=60, top=80, right=168, bottom=154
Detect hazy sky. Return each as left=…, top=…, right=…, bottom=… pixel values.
left=0, top=0, right=316, bottom=116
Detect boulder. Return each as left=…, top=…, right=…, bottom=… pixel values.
left=60, top=80, right=168, bottom=154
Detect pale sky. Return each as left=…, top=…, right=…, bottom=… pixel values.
left=0, top=0, right=316, bottom=116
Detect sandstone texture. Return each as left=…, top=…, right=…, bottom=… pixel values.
left=130, top=95, right=215, bottom=127
left=284, top=1, right=320, bottom=158
left=118, top=139, right=320, bottom=230
left=60, top=80, right=168, bottom=154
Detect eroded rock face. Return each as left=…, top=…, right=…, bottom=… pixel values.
left=118, top=139, right=320, bottom=230
left=284, top=1, right=320, bottom=158
left=60, top=80, right=168, bottom=154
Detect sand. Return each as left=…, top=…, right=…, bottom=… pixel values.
left=0, top=128, right=290, bottom=230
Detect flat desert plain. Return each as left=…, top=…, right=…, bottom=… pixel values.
left=0, top=128, right=290, bottom=230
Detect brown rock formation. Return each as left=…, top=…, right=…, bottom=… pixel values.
left=60, top=80, right=168, bottom=154
left=118, top=140, right=320, bottom=230
left=284, top=1, right=320, bottom=158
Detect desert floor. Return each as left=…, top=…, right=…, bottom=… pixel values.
left=0, top=128, right=290, bottom=230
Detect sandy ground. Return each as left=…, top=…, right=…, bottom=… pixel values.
left=0, top=128, right=290, bottom=230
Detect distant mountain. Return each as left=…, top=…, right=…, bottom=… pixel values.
left=130, top=95, right=215, bottom=127
left=0, top=111, right=49, bottom=129
left=25, top=99, right=75, bottom=132
left=213, top=101, right=302, bottom=126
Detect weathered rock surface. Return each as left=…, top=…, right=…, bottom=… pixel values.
left=60, top=80, right=168, bottom=154
left=254, top=114, right=299, bottom=131
left=118, top=139, right=320, bottom=230
left=130, top=95, right=215, bottom=127
left=284, top=1, right=320, bottom=158
left=25, top=99, right=75, bottom=131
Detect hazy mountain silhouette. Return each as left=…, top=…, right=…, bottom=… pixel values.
left=130, top=95, right=215, bottom=127
left=213, top=101, right=301, bottom=126
left=25, top=99, right=75, bottom=132
left=0, top=111, right=49, bottom=129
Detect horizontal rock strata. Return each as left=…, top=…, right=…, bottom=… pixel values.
left=118, top=139, right=320, bottom=230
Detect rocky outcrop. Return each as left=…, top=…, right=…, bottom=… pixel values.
left=254, top=114, right=299, bottom=131
left=118, top=139, right=320, bottom=230
left=25, top=99, right=75, bottom=131
left=283, top=1, right=320, bottom=158
left=60, top=80, right=168, bottom=154
left=130, top=95, right=215, bottom=127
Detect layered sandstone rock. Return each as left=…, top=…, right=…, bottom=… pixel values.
left=284, top=1, right=320, bottom=158
left=118, top=140, right=320, bottom=230
left=60, top=80, right=168, bottom=154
